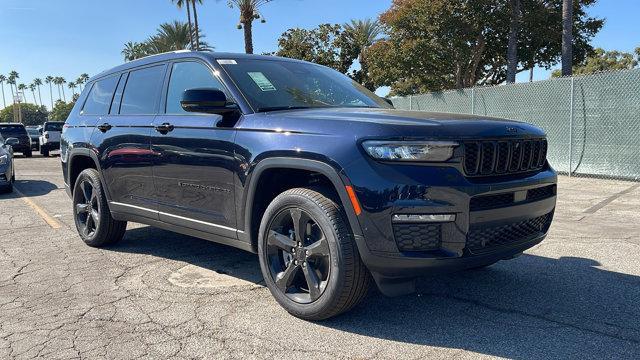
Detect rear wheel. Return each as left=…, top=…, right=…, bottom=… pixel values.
left=72, top=168, right=126, bottom=247
left=41, top=146, right=49, bottom=157
left=24, top=149, right=32, bottom=158
left=258, top=187, right=370, bottom=320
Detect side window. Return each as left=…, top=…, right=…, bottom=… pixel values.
left=81, top=76, right=119, bottom=115
left=166, top=61, right=226, bottom=114
left=120, top=65, right=166, bottom=115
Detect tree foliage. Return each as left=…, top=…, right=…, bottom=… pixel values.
left=0, top=103, right=48, bottom=126
left=366, top=0, right=604, bottom=95
left=273, top=20, right=382, bottom=90
left=122, top=21, right=212, bottom=61
left=552, top=47, right=640, bottom=77
left=49, top=100, right=75, bottom=122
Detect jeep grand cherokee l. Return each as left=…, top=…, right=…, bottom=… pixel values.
left=61, top=52, right=557, bottom=320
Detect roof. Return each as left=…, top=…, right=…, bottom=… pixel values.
left=91, top=51, right=307, bottom=82
left=0, top=123, right=25, bottom=126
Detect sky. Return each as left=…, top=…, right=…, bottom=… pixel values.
left=0, top=0, right=639, bottom=109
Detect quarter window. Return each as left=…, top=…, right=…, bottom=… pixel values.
left=166, top=61, right=226, bottom=114
left=120, top=65, right=166, bottom=115
left=81, top=76, right=119, bottom=115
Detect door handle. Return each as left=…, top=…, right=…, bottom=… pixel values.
left=97, top=123, right=112, bottom=132
left=154, top=123, right=175, bottom=134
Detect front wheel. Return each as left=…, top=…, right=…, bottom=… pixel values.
left=258, top=188, right=370, bottom=320
left=72, top=168, right=127, bottom=247
left=24, top=150, right=32, bottom=158
left=41, top=146, right=49, bottom=157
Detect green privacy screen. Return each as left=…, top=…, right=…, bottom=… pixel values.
left=391, top=69, right=640, bottom=181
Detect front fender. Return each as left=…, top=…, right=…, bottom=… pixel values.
left=239, top=157, right=364, bottom=251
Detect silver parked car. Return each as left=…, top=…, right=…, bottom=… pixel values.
left=0, top=134, right=17, bottom=193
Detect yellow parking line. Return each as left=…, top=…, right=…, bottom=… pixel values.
left=14, top=188, right=62, bottom=229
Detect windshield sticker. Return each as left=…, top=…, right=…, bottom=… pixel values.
left=217, top=59, right=237, bottom=65
left=248, top=72, right=277, bottom=92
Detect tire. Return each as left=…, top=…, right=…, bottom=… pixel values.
left=72, top=168, right=127, bottom=247
left=41, top=146, right=49, bottom=157
left=24, top=149, right=32, bottom=158
left=258, top=187, right=371, bottom=320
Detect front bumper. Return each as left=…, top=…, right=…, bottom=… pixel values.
left=11, top=144, right=30, bottom=154
left=344, top=160, right=557, bottom=280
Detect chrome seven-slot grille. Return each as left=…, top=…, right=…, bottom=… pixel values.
left=464, top=139, right=548, bottom=177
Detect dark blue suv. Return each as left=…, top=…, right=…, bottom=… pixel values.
left=61, top=51, right=557, bottom=320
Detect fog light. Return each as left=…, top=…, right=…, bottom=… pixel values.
left=392, top=214, right=456, bottom=223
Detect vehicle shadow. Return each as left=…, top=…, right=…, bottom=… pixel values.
left=114, top=226, right=640, bottom=358
left=14, top=180, right=61, bottom=196
left=115, top=225, right=263, bottom=285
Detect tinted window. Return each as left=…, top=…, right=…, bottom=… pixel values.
left=82, top=76, right=119, bottom=115
left=0, top=124, right=27, bottom=137
left=44, top=122, right=64, bottom=131
left=166, top=62, right=225, bottom=114
left=27, top=129, right=40, bottom=136
left=219, top=59, right=391, bottom=112
left=120, top=65, right=166, bottom=115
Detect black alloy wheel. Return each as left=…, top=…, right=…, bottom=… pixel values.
left=72, top=168, right=127, bottom=247
left=265, top=207, right=331, bottom=304
left=74, top=179, right=100, bottom=239
left=258, top=187, right=371, bottom=320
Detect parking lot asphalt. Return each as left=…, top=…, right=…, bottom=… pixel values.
left=1, top=154, right=639, bottom=359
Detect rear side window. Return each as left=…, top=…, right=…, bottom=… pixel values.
left=44, top=122, right=63, bottom=132
left=0, top=124, right=27, bottom=137
left=166, top=61, right=226, bottom=114
left=120, top=65, right=166, bottom=115
left=82, top=76, right=119, bottom=115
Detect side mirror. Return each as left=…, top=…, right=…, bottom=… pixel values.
left=383, top=97, right=395, bottom=107
left=5, top=138, right=19, bottom=147
left=180, top=88, right=237, bottom=115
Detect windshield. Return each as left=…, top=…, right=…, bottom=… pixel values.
left=44, top=122, right=63, bottom=132
left=27, top=129, right=40, bottom=136
left=0, top=125, right=26, bottom=137
left=219, top=58, right=391, bottom=112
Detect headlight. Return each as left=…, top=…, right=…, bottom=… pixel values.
left=0, top=155, right=7, bottom=165
left=362, top=141, right=458, bottom=162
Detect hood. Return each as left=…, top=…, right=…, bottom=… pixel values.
left=258, top=108, right=546, bottom=140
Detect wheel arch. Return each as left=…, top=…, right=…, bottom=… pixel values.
left=67, top=148, right=111, bottom=201
left=241, top=157, right=363, bottom=253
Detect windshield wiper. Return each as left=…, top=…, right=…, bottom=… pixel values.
left=255, top=106, right=318, bottom=113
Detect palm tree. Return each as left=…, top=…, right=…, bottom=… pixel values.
left=29, top=83, right=38, bottom=105
left=171, top=0, right=196, bottom=49
left=0, top=75, right=6, bottom=109
left=58, top=77, right=67, bottom=102
left=17, top=84, right=27, bottom=103
left=8, top=71, right=19, bottom=98
left=68, top=82, right=77, bottom=97
left=343, top=18, right=383, bottom=90
left=7, top=76, right=16, bottom=102
left=562, top=0, right=573, bottom=76
left=124, top=21, right=212, bottom=61
left=33, top=78, right=44, bottom=106
left=54, top=77, right=66, bottom=102
left=343, top=19, right=382, bottom=53
left=76, top=73, right=89, bottom=92
left=227, top=0, right=272, bottom=54
left=45, top=76, right=54, bottom=109
left=506, top=0, right=521, bottom=83
left=122, top=41, right=149, bottom=61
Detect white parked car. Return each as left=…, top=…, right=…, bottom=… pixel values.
left=39, top=121, right=64, bottom=157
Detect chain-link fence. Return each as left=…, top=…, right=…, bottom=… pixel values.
left=391, top=68, right=640, bottom=181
